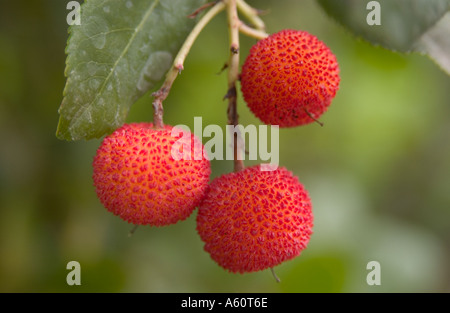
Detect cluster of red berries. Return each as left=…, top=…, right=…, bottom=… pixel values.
left=93, top=30, right=339, bottom=274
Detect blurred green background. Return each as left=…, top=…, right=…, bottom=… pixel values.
left=0, top=0, right=449, bottom=293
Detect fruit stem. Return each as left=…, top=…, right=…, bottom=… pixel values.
left=239, top=23, right=269, bottom=40
left=236, top=0, right=266, bottom=31
left=226, top=0, right=245, bottom=173
left=152, top=93, right=165, bottom=129
left=151, top=1, right=226, bottom=129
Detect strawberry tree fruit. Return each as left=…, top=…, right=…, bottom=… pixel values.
left=240, top=29, right=340, bottom=127
left=196, top=165, right=313, bottom=273
left=93, top=123, right=211, bottom=226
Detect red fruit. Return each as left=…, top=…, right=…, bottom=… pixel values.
left=93, top=123, right=211, bottom=226
left=196, top=165, right=313, bottom=273
left=240, top=29, right=340, bottom=127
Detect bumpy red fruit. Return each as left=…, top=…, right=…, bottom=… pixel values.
left=240, top=29, right=340, bottom=127
left=196, top=165, right=313, bottom=273
left=93, top=123, right=211, bottom=226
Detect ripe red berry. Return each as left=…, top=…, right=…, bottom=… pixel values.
left=240, top=29, right=340, bottom=127
left=93, top=123, right=211, bottom=226
left=196, top=165, right=313, bottom=273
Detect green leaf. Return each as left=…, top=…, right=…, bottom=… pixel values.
left=317, top=0, right=450, bottom=74
left=57, top=0, right=206, bottom=141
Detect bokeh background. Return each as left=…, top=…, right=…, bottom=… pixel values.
left=0, top=0, right=449, bottom=293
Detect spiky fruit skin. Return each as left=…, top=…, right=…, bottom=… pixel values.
left=93, top=123, right=211, bottom=226
left=240, top=29, right=340, bottom=127
left=196, top=165, right=313, bottom=273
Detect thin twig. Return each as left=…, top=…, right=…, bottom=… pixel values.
left=239, top=22, right=269, bottom=40
left=236, top=0, right=266, bottom=31
left=188, top=1, right=218, bottom=18
left=151, top=1, right=226, bottom=128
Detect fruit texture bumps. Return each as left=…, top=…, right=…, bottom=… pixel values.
left=240, top=29, right=340, bottom=127
left=196, top=165, right=313, bottom=273
left=93, top=123, right=211, bottom=226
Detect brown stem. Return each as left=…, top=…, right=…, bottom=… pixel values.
left=151, top=67, right=180, bottom=129
left=226, top=0, right=245, bottom=173
left=225, top=86, right=245, bottom=172
left=151, top=64, right=184, bottom=129
left=152, top=94, right=165, bottom=129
